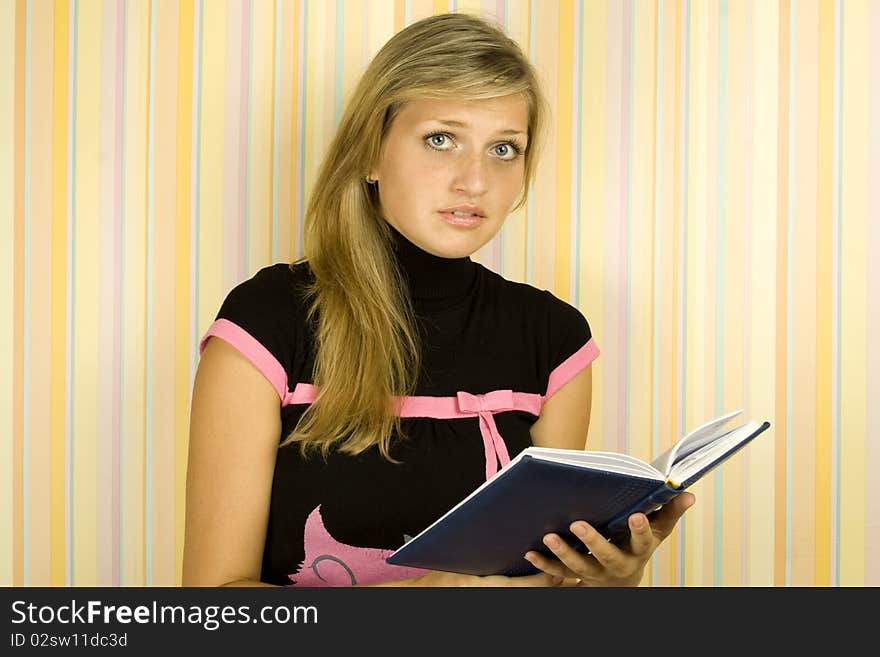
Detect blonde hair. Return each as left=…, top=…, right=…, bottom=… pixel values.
left=282, top=12, right=549, bottom=460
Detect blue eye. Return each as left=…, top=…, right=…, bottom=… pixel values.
left=422, top=131, right=524, bottom=163
left=425, top=132, right=452, bottom=148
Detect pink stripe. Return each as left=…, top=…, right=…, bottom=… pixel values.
left=199, top=319, right=288, bottom=401
left=545, top=338, right=600, bottom=398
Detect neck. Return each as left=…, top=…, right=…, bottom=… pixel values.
left=387, top=223, right=477, bottom=301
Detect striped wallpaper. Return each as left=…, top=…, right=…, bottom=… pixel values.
left=1, top=0, right=877, bottom=587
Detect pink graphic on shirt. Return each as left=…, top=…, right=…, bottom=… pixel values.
left=287, top=505, right=428, bottom=587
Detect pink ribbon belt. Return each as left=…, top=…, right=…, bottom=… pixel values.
left=286, top=384, right=545, bottom=482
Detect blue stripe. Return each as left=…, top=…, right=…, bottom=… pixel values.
left=22, top=0, right=31, bottom=586
left=145, top=0, right=157, bottom=586
left=714, top=0, right=728, bottom=587
left=651, top=0, right=664, bottom=586
left=785, top=0, right=795, bottom=588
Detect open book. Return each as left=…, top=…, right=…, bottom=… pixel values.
left=386, top=409, right=771, bottom=577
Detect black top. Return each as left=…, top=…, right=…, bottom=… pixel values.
left=199, top=225, right=599, bottom=586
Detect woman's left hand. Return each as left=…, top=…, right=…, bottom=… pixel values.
left=523, top=492, right=696, bottom=587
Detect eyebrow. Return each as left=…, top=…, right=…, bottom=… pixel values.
left=426, top=119, right=528, bottom=138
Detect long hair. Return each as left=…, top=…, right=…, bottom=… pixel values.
left=281, top=12, right=549, bottom=460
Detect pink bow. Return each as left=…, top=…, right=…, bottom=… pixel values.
left=456, top=390, right=513, bottom=480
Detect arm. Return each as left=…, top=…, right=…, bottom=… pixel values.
left=529, top=363, right=592, bottom=450
left=182, top=337, right=282, bottom=587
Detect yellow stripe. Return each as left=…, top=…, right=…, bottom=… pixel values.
left=652, top=3, right=681, bottom=586
left=748, top=0, right=779, bottom=586
left=72, top=0, right=102, bottom=585
left=553, top=0, right=573, bottom=301
left=580, top=0, right=605, bottom=454
left=630, top=0, right=655, bottom=472
left=685, top=0, right=710, bottom=583
left=50, top=0, right=69, bottom=587
left=120, top=0, right=150, bottom=587
left=198, top=0, right=225, bottom=336
left=0, top=0, right=15, bottom=588
left=839, top=0, right=868, bottom=586
left=432, top=0, right=447, bottom=17
left=813, top=0, right=834, bottom=587
left=791, top=0, right=819, bottom=585
left=249, top=0, right=275, bottom=272
left=721, top=0, right=746, bottom=586
left=173, top=0, right=193, bottom=588
left=152, top=0, right=179, bottom=585
left=288, top=0, right=300, bottom=261
left=774, top=0, right=790, bottom=587
left=532, top=2, right=557, bottom=293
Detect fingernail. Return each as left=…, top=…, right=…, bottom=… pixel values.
left=544, top=535, right=561, bottom=549
left=631, top=515, right=645, bottom=530
left=552, top=576, right=564, bottom=586
left=571, top=523, right=587, bottom=538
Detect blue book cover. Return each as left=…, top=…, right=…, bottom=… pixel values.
left=386, top=411, right=771, bottom=577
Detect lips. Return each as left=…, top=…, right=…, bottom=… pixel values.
left=439, top=205, right=486, bottom=218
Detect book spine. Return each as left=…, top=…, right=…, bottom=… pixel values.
left=602, top=486, right=682, bottom=543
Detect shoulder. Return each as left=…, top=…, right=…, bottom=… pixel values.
left=476, top=265, right=599, bottom=391
left=477, top=265, right=593, bottom=344
left=220, top=261, right=312, bottom=310
left=198, top=262, right=313, bottom=401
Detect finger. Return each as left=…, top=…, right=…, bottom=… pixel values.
left=523, top=549, right=590, bottom=581
left=646, top=492, right=696, bottom=540
left=567, top=522, right=626, bottom=572
left=540, top=533, right=597, bottom=578
left=625, top=513, right=656, bottom=557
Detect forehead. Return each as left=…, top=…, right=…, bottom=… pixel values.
left=393, top=95, right=529, bottom=132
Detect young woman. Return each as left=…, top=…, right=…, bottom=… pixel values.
left=182, top=12, right=694, bottom=588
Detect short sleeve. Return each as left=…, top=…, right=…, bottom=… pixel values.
left=542, top=291, right=600, bottom=399
left=198, top=264, right=299, bottom=403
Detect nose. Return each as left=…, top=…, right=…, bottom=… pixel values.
left=452, top=152, right=489, bottom=197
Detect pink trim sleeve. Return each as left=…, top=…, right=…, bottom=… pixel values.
left=199, top=318, right=288, bottom=403
left=544, top=337, right=600, bottom=399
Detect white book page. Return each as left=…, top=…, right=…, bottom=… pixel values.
left=651, top=409, right=744, bottom=476
left=528, top=448, right=662, bottom=480
left=667, top=420, right=761, bottom=486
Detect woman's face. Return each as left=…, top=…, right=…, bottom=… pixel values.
left=370, top=94, right=529, bottom=259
